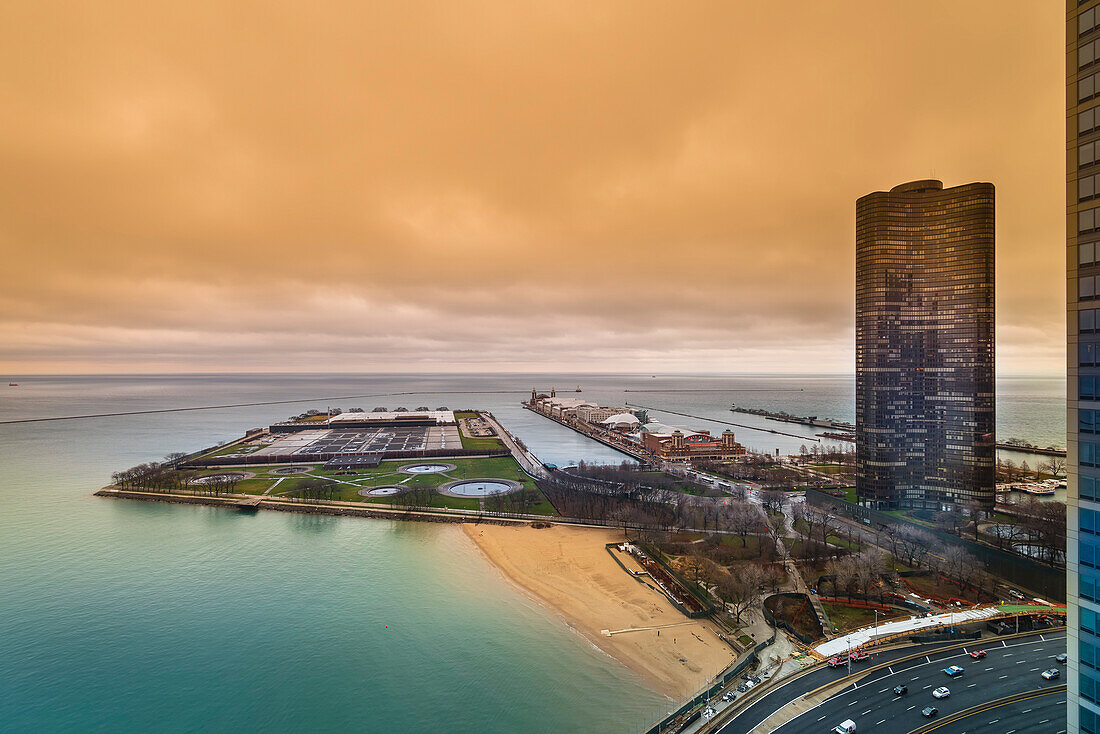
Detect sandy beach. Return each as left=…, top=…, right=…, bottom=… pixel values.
left=462, top=523, right=737, bottom=699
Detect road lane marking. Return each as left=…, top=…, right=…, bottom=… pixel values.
left=998, top=674, right=1008, bottom=679
left=906, top=705, right=916, bottom=711
left=876, top=720, right=886, bottom=726
left=1030, top=667, right=1040, bottom=672
left=984, top=666, right=993, bottom=671
left=817, top=715, right=826, bottom=721
left=861, top=710, right=871, bottom=715
left=967, top=683, right=976, bottom=688
left=877, top=688, right=889, bottom=694
left=988, top=719, right=999, bottom=725
left=922, top=684, right=932, bottom=690
left=848, top=700, right=859, bottom=706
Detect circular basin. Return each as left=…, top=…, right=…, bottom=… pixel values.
left=191, top=472, right=251, bottom=485
left=438, top=478, right=522, bottom=498
left=271, top=466, right=311, bottom=475
left=359, top=486, right=403, bottom=497
left=400, top=463, right=456, bottom=474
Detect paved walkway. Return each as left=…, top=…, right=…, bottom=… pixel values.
left=482, top=413, right=548, bottom=478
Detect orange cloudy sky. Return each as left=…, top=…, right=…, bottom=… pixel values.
left=0, top=1, right=1065, bottom=374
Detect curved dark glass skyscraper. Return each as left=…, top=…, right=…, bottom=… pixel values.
left=855, top=180, right=995, bottom=511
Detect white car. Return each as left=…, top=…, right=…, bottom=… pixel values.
left=1042, top=668, right=1061, bottom=680
left=932, top=686, right=951, bottom=699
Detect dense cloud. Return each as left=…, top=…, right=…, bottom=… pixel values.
left=0, top=1, right=1064, bottom=373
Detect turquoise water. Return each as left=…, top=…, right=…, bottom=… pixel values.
left=0, top=373, right=1066, bottom=732
left=0, top=376, right=667, bottom=733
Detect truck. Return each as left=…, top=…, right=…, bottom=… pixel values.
left=832, top=720, right=856, bottom=734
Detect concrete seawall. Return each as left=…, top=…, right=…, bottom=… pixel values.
left=95, top=487, right=534, bottom=526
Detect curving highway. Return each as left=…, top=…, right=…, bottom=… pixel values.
left=716, top=638, right=1008, bottom=734
left=769, top=632, right=1066, bottom=734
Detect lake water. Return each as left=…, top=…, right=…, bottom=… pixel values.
left=0, top=373, right=1065, bottom=732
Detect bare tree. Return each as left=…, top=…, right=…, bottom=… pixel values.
left=761, top=490, right=786, bottom=515
left=725, top=502, right=763, bottom=547
left=716, top=564, right=766, bottom=623
left=1040, top=456, right=1067, bottom=478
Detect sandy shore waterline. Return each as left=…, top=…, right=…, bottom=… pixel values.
left=461, top=523, right=737, bottom=699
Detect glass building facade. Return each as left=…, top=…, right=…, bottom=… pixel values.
left=1072, top=3, right=1100, bottom=731
left=855, top=180, right=995, bottom=511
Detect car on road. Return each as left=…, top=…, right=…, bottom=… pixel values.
left=827, top=657, right=844, bottom=668
left=922, top=706, right=939, bottom=718
left=849, top=650, right=871, bottom=662
left=1042, top=668, right=1061, bottom=680
left=968, top=649, right=987, bottom=659
left=831, top=720, right=857, bottom=734
left=893, top=685, right=908, bottom=695
left=943, top=665, right=965, bottom=677
left=1057, top=653, right=1069, bottom=664
left=933, top=686, right=951, bottom=699
left=1008, top=589, right=1026, bottom=600
left=721, top=691, right=734, bottom=702
left=736, top=683, right=748, bottom=693
left=702, top=707, right=716, bottom=721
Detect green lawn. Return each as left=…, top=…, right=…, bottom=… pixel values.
left=459, top=435, right=506, bottom=450
left=820, top=603, right=898, bottom=631
left=178, top=455, right=557, bottom=515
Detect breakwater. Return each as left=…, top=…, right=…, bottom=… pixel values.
left=730, top=406, right=854, bottom=431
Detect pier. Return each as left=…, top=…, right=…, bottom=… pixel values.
left=520, top=404, right=654, bottom=462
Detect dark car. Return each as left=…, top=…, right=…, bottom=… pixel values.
left=736, top=683, right=748, bottom=693
left=893, top=685, right=908, bottom=695
left=922, top=707, right=939, bottom=718
left=969, top=649, right=987, bottom=659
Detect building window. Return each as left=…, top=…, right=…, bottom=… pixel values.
left=1083, top=107, right=1100, bottom=136
left=1083, top=308, right=1098, bottom=332
left=1085, top=375, right=1100, bottom=400
left=1086, top=38, right=1100, bottom=70
left=1084, top=72, right=1100, bottom=103
left=1085, top=142, right=1100, bottom=170
left=1085, top=243, right=1099, bottom=267
left=1084, top=7, right=1100, bottom=37
left=1084, top=275, right=1100, bottom=300
left=1084, top=208, right=1100, bottom=235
